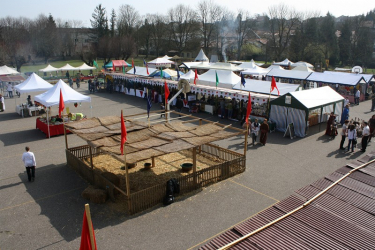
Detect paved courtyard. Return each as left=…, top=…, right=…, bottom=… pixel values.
left=0, top=84, right=373, bottom=249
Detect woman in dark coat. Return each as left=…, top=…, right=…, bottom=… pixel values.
left=260, top=119, right=270, bottom=145
left=325, top=112, right=336, bottom=136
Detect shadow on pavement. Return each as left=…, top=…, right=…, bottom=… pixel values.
left=0, top=129, right=46, bottom=146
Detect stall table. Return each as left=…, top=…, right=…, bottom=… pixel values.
left=36, top=118, right=71, bottom=137
left=16, top=105, right=44, bottom=117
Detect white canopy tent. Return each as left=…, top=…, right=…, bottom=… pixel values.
left=267, top=67, right=313, bottom=80
left=198, top=69, right=240, bottom=89
left=0, top=65, right=19, bottom=75
left=76, top=63, right=96, bottom=71
left=292, top=65, right=314, bottom=72
left=14, top=73, right=53, bottom=93
left=180, top=62, right=202, bottom=69
left=38, top=64, right=59, bottom=72
left=195, top=49, right=209, bottom=62
left=273, top=58, right=294, bottom=67
left=180, top=70, right=195, bottom=81
left=58, top=64, right=77, bottom=71
left=162, top=55, right=172, bottom=59
left=306, top=71, right=366, bottom=86
left=127, top=66, right=157, bottom=77
left=232, top=79, right=299, bottom=96
left=191, top=62, right=243, bottom=71
left=291, top=61, right=314, bottom=69
left=240, top=60, right=270, bottom=75
left=35, top=79, right=91, bottom=138
left=147, top=57, right=175, bottom=68
left=35, top=79, right=91, bottom=107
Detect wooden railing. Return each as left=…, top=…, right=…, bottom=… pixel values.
left=66, top=144, right=246, bottom=214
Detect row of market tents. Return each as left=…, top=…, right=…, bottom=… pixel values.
left=39, top=63, right=96, bottom=72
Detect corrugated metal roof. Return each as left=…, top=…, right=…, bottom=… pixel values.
left=200, top=153, right=375, bottom=249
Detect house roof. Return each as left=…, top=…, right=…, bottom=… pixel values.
left=201, top=153, right=375, bottom=249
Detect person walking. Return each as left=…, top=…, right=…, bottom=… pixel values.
left=227, top=101, right=233, bottom=119
left=361, top=121, right=370, bottom=152
left=346, top=124, right=357, bottom=153
left=250, top=118, right=260, bottom=145
left=344, top=97, right=349, bottom=107
left=354, top=89, right=360, bottom=105
left=371, top=95, right=375, bottom=111
left=176, top=96, right=184, bottom=117
left=0, top=93, right=5, bottom=111
left=76, top=76, right=80, bottom=88
left=259, top=119, right=269, bottom=146
left=340, top=120, right=349, bottom=150
left=7, top=83, right=13, bottom=98
left=68, top=77, right=73, bottom=88
left=22, top=146, right=36, bottom=182
left=369, top=115, right=375, bottom=143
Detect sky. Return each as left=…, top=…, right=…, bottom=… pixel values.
left=0, top=0, right=374, bottom=27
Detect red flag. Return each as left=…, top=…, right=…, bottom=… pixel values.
left=164, top=81, right=170, bottom=104
left=120, top=110, right=127, bottom=155
left=79, top=210, right=97, bottom=250
left=59, top=89, right=64, bottom=118
left=194, top=69, right=198, bottom=85
left=271, top=76, right=280, bottom=96
left=245, top=92, right=252, bottom=125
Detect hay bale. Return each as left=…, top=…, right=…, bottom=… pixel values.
left=82, top=185, right=108, bottom=204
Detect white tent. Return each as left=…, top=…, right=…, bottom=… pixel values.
left=147, top=58, right=174, bottom=68
left=195, top=49, right=209, bottom=62
left=38, top=64, right=59, bottom=72
left=291, top=61, right=314, bottom=69
left=292, top=65, right=314, bottom=72
left=58, top=64, right=77, bottom=71
left=240, top=60, right=270, bottom=75
left=0, top=65, right=19, bottom=75
left=198, top=69, right=240, bottom=89
left=14, top=73, right=53, bottom=93
left=76, top=63, right=96, bottom=71
left=35, top=79, right=91, bottom=107
left=232, top=79, right=299, bottom=96
left=127, top=66, right=157, bottom=77
left=180, top=62, right=202, bottom=69
left=267, top=67, right=313, bottom=80
left=306, top=71, right=366, bottom=86
left=273, top=58, right=294, bottom=67
left=180, top=70, right=195, bottom=81
left=192, top=62, right=243, bottom=71
left=162, top=55, right=172, bottom=59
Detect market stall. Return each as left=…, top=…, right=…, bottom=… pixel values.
left=14, top=73, right=53, bottom=117
left=34, top=79, right=91, bottom=138
left=269, top=86, right=344, bottom=137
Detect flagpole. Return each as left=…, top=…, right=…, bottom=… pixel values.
left=84, top=204, right=96, bottom=250
left=147, top=89, right=150, bottom=128
left=267, top=77, right=273, bottom=118
left=122, top=110, right=130, bottom=199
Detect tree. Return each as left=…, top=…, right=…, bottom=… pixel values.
left=90, top=4, right=108, bottom=43
left=168, top=4, right=199, bottom=54
left=235, top=10, right=257, bottom=60
left=267, top=3, right=301, bottom=61
left=319, top=12, right=339, bottom=67
left=110, top=9, right=116, bottom=37
left=338, top=19, right=352, bottom=66
left=117, top=4, right=140, bottom=37
left=197, top=0, right=223, bottom=54
left=148, top=14, right=168, bottom=57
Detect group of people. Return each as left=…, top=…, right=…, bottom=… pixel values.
left=339, top=118, right=371, bottom=153
left=247, top=118, right=270, bottom=146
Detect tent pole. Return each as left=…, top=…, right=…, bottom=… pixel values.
left=47, top=108, right=50, bottom=138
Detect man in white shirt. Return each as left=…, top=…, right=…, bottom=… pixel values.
left=22, top=146, right=36, bottom=182
left=361, top=122, right=370, bottom=152
left=344, top=97, right=349, bottom=107
left=355, top=89, right=360, bottom=105
left=7, top=83, right=13, bottom=98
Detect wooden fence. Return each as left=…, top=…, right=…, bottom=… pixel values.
left=66, top=144, right=246, bottom=214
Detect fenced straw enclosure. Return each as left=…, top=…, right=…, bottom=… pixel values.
left=66, top=143, right=246, bottom=214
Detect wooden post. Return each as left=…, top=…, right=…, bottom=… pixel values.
left=198, top=119, right=202, bottom=153
left=152, top=156, right=155, bottom=168
left=89, top=146, right=94, bottom=183
left=63, top=125, right=68, bottom=149
left=84, top=204, right=96, bottom=250
left=193, top=147, right=197, bottom=186
left=244, top=123, right=249, bottom=156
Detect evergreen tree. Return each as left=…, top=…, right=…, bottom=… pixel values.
left=90, top=4, right=108, bottom=43
left=338, top=19, right=352, bottom=66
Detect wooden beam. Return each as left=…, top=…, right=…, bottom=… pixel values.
left=193, top=147, right=197, bottom=186
left=63, top=125, right=68, bottom=149
left=152, top=156, right=155, bottom=168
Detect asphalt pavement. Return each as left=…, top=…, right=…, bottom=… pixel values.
left=0, top=84, right=373, bottom=249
